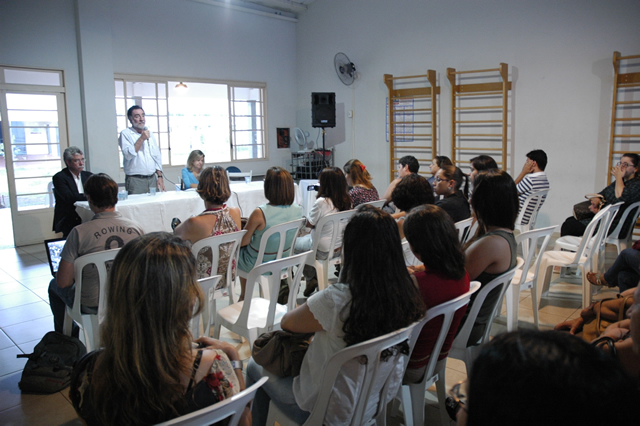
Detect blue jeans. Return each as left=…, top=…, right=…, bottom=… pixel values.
left=604, top=248, right=640, bottom=292
left=246, top=359, right=309, bottom=425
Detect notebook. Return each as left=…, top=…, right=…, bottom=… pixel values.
left=44, top=238, right=66, bottom=278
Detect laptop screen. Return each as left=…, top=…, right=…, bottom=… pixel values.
left=44, top=238, right=66, bottom=278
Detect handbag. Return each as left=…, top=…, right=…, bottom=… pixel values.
left=581, top=295, right=633, bottom=342
left=251, top=330, right=314, bottom=377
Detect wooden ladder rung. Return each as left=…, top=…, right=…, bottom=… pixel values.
left=391, top=133, right=432, bottom=137
left=613, top=134, right=640, bottom=138
left=453, top=147, right=503, bottom=152
left=454, top=105, right=504, bottom=111
left=449, top=67, right=501, bottom=75
left=455, top=91, right=503, bottom=97
left=454, top=133, right=503, bottom=137
left=614, top=117, right=640, bottom=122
left=616, top=100, right=640, bottom=105
left=455, top=120, right=503, bottom=124
left=391, top=108, right=432, bottom=113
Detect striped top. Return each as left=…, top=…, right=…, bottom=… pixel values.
left=517, top=171, right=549, bottom=225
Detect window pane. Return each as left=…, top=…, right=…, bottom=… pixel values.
left=5, top=69, right=61, bottom=86
left=232, top=87, right=262, bottom=101
left=15, top=177, right=50, bottom=194
left=115, top=80, right=124, bottom=97
left=128, top=82, right=157, bottom=98
left=235, top=144, right=263, bottom=160
left=7, top=93, right=58, bottom=110
left=13, top=159, right=60, bottom=178
left=115, top=98, right=127, bottom=116
left=233, top=116, right=262, bottom=131
left=17, top=194, right=50, bottom=211
left=8, top=111, right=59, bottom=126
left=233, top=101, right=262, bottom=116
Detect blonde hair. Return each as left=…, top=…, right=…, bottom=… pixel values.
left=90, top=232, right=204, bottom=424
left=186, top=150, right=205, bottom=172
left=343, top=159, right=374, bottom=189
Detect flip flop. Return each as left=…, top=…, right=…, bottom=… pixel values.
left=586, top=272, right=609, bottom=287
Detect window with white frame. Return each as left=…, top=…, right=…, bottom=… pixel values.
left=115, top=77, right=266, bottom=167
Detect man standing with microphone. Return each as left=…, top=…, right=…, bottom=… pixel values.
left=118, top=105, right=165, bottom=194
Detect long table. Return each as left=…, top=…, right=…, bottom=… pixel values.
left=75, top=181, right=293, bottom=233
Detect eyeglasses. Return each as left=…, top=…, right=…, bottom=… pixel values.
left=71, top=158, right=85, bottom=163
left=435, top=176, right=451, bottom=183
left=617, top=162, right=634, bottom=168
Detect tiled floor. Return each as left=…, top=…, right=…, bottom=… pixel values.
left=0, top=241, right=621, bottom=425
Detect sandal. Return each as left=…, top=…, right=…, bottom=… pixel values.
left=586, top=272, right=610, bottom=287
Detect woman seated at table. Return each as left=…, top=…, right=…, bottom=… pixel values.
left=462, top=169, right=518, bottom=345
left=295, top=167, right=352, bottom=297
left=237, top=166, right=302, bottom=301
left=182, top=149, right=205, bottom=188
left=246, top=205, right=424, bottom=425
left=343, top=159, right=379, bottom=207
left=70, top=232, right=248, bottom=425
left=433, top=165, right=471, bottom=223
left=402, top=204, right=470, bottom=383
left=174, top=166, right=241, bottom=281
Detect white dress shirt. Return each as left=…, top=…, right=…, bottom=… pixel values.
left=118, top=127, right=163, bottom=176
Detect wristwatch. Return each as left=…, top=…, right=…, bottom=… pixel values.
left=231, top=360, right=243, bottom=371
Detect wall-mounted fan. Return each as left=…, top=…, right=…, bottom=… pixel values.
left=334, top=52, right=357, bottom=86
left=294, top=127, right=314, bottom=150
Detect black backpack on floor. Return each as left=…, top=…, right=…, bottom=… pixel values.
left=17, top=331, right=87, bottom=393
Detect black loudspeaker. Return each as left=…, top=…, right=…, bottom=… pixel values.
left=311, top=92, right=336, bottom=128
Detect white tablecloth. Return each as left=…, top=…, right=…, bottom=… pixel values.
left=75, top=182, right=293, bottom=233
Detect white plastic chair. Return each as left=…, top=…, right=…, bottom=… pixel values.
left=399, top=282, right=481, bottom=426
left=190, top=275, right=222, bottom=338
left=227, top=170, right=253, bottom=182
left=538, top=204, right=617, bottom=308
left=443, top=258, right=522, bottom=373
left=401, top=240, right=420, bottom=267
left=304, top=209, right=355, bottom=291
left=155, top=376, right=268, bottom=426
left=266, top=320, right=423, bottom=426
left=454, top=218, right=474, bottom=243
left=213, top=251, right=312, bottom=350
left=360, top=199, right=386, bottom=209
left=238, top=218, right=305, bottom=299
left=553, top=202, right=622, bottom=253
left=48, top=181, right=55, bottom=208
left=63, top=248, right=120, bottom=351
left=605, top=200, right=640, bottom=254
left=191, top=230, right=247, bottom=328
left=505, top=225, right=557, bottom=331
left=515, top=189, right=549, bottom=233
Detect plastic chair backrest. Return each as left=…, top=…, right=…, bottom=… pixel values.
left=359, top=199, right=386, bottom=209
left=239, top=251, right=312, bottom=328
left=401, top=240, right=420, bottom=267
left=308, top=209, right=355, bottom=256
left=516, top=189, right=549, bottom=227
left=155, top=376, right=268, bottom=426
left=454, top=218, right=473, bottom=242
left=190, top=230, right=246, bottom=301
left=305, top=321, right=423, bottom=426
left=251, top=218, right=305, bottom=266
left=606, top=200, right=640, bottom=250
left=69, top=248, right=120, bottom=350
left=565, top=204, right=616, bottom=264
left=227, top=170, right=252, bottom=181
left=454, top=258, right=522, bottom=348
left=191, top=275, right=222, bottom=338
left=48, top=181, right=55, bottom=208
left=514, top=225, right=558, bottom=287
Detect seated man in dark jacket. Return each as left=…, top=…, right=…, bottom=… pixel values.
left=52, top=146, right=93, bottom=237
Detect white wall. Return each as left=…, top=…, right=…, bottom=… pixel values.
left=295, top=0, right=640, bottom=227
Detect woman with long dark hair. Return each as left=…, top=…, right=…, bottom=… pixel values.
left=295, top=167, right=352, bottom=296
left=70, top=233, right=248, bottom=425
left=246, top=205, right=425, bottom=425
left=402, top=205, right=470, bottom=383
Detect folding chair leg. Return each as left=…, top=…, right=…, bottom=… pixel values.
left=505, top=284, right=520, bottom=332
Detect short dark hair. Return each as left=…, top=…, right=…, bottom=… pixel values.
left=317, top=167, right=352, bottom=212
left=84, top=173, right=118, bottom=208
left=127, top=105, right=143, bottom=120
left=403, top=204, right=466, bottom=279
left=392, top=174, right=435, bottom=212
left=264, top=167, right=295, bottom=205
left=439, top=165, right=469, bottom=198
left=467, top=330, right=640, bottom=426
left=470, top=155, right=498, bottom=172
left=197, top=166, right=230, bottom=205
left=526, top=149, right=547, bottom=171
left=434, top=155, right=452, bottom=168
left=399, top=155, right=420, bottom=173
left=622, top=153, right=640, bottom=178
left=471, top=169, right=518, bottom=233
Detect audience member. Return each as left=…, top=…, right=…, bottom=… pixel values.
left=182, top=149, right=205, bottom=189
left=294, top=167, right=352, bottom=297
left=427, top=155, right=453, bottom=187
left=343, top=159, right=379, bottom=207
left=48, top=174, right=144, bottom=334
left=174, top=166, right=241, bottom=281
left=118, top=105, right=164, bottom=194
left=468, top=155, right=498, bottom=182
left=382, top=155, right=420, bottom=202
left=69, top=233, right=248, bottom=425
left=586, top=246, right=640, bottom=292
left=391, top=173, right=435, bottom=238
left=514, top=149, right=549, bottom=225
left=402, top=205, right=470, bottom=383
left=246, top=205, right=424, bottom=425
left=238, top=167, right=302, bottom=300
left=561, top=153, right=640, bottom=237
left=433, top=165, right=470, bottom=223
left=456, top=330, right=639, bottom=426
left=52, top=146, right=93, bottom=237
left=461, top=170, right=518, bottom=345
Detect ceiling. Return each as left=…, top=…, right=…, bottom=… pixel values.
left=240, top=0, right=316, bottom=15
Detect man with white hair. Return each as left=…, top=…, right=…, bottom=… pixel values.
left=52, top=146, right=93, bottom=237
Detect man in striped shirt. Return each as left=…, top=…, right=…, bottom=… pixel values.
left=515, top=150, right=549, bottom=225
